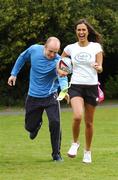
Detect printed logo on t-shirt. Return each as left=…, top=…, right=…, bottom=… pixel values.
left=74, top=52, right=91, bottom=65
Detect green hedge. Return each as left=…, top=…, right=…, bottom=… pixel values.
left=105, top=74, right=118, bottom=99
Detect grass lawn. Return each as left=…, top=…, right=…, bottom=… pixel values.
left=0, top=105, right=118, bottom=180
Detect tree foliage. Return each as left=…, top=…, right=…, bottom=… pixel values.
left=0, top=0, right=118, bottom=105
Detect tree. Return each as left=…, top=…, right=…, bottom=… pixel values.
left=0, top=0, right=117, bottom=105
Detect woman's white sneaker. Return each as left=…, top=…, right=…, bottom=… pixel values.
left=83, top=150, right=92, bottom=163
left=67, top=143, right=80, bottom=158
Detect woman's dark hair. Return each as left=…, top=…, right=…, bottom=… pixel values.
left=74, top=19, right=102, bottom=44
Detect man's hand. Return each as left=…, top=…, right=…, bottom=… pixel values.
left=57, top=91, right=70, bottom=104
left=64, top=93, right=70, bottom=104
left=8, top=75, right=17, bottom=86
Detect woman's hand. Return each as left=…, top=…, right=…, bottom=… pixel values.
left=57, top=68, right=69, bottom=77
left=91, top=63, right=103, bottom=73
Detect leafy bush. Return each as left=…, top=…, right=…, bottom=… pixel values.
left=105, top=74, right=118, bottom=99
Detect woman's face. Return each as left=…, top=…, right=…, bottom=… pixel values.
left=76, top=23, right=89, bottom=42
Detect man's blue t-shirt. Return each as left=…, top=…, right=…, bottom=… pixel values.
left=11, top=44, right=68, bottom=97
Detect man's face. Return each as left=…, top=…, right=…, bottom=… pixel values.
left=44, top=42, right=60, bottom=59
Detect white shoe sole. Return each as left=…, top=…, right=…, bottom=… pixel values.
left=83, top=160, right=92, bottom=163
left=67, top=153, right=76, bottom=158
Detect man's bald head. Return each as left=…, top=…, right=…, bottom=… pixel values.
left=44, top=37, right=61, bottom=59
left=45, top=37, right=61, bottom=50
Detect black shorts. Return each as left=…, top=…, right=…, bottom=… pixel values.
left=68, top=84, right=99, bottom=106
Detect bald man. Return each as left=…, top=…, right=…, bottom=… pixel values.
left=8, top=37, right=68, bottom=162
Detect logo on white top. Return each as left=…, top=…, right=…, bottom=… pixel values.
left=74, top=52, right=91, bottom=64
